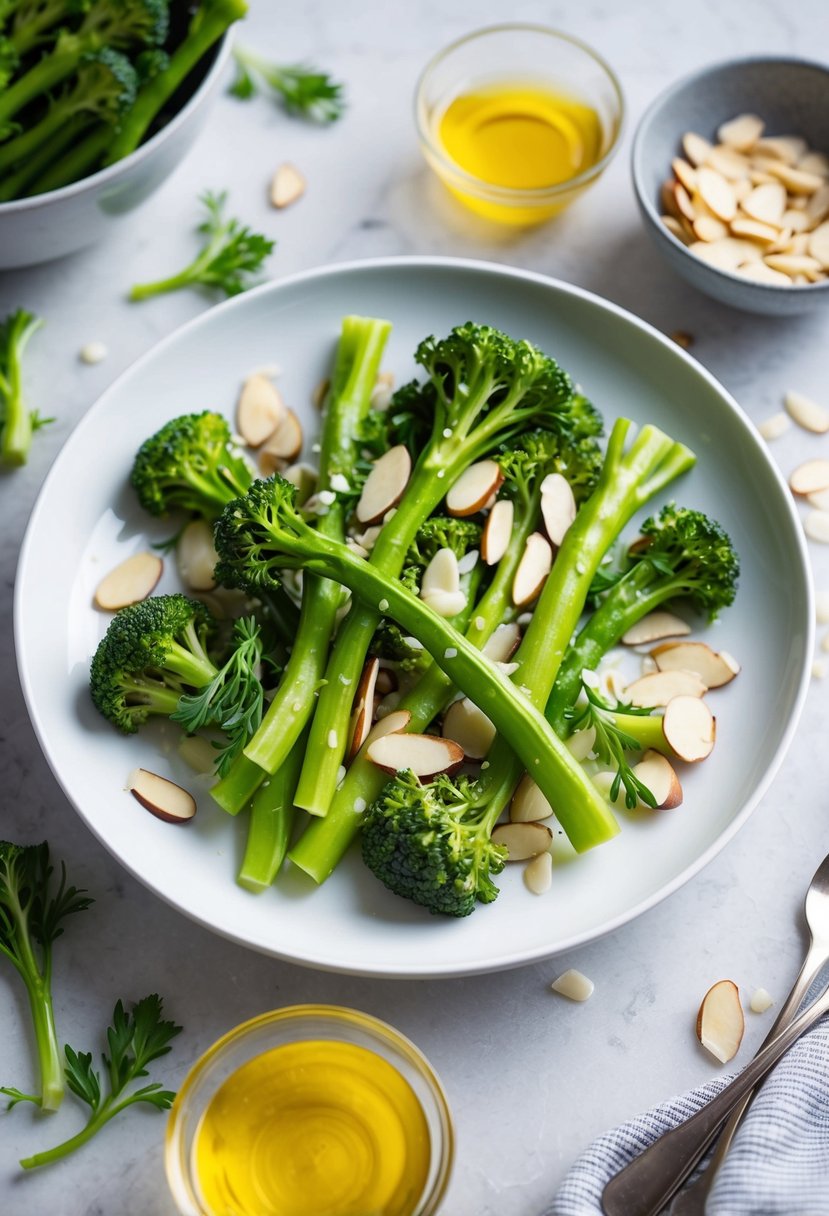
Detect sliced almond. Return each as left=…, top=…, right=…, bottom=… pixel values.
left=481, top=498, right=514, bottom=565
left=784, top=389, right=829, bottom=433
left=750, top=987, right=774, bottom=1014
left=765, top=161, right=824, bottom=195
left=347, top=658, right=380, bottom=761
left=705, top=146, right=750, bottom=181
left=789, top=458, right=829, bottom=495
left=662, top=214, right=693, bottom=245
left=421, top=548, right=460, bottom=596
left=782, top=207, right=811, bottom=233
left=755, top=136, right=807, bottom=165
left=624, top=669, right=707, bottom=707
left=482, top=621, right=521, bottom=663
left=128, top=768, right=196, bottom=823
left=730, top=217, right=782, bottom=244
left=491, top=821, right=552, bottom=860
left=540, top=473, right=577, bottom=546
left=692, top=214, right=728, bottom=242
left=446, top=460, right=503, bottom=517
left=270, top=162, right=306, bottom=208
left=740, top=180, right=787, bottom=226
left=764, top=253, right=822, bottom=277
left=689, top=237, right=760, bottom=270
left=512, top=532, right=553, bottom=607
left=237, top=374, right=285, bottom=447
left=621, top=611, right=691, bottom=646
left=673, top=181, right=696, bottom=222
left=736, top=261, right=792, bottom=285
left=808, top=488, right=829, bottom=511
left=510, top=773, right=554, bottom=823
left=805, top=511, right=829, bottom=544
left=662, top=695, right=716, bottom=762
left=632, top=750, right=683, bottom=809
left=442, top=698, right=495, bottom=760
left=805, top=187, right=829, bottom=230
left=672, top=157, right=697, bottom=193
left=356, top=444, right=411, bottom=524
left=421, top=587, right=467, bottom=618
left=566, top=725, right=597, bottom=763
left=651, top=641, right=739, bottom=689
left=176, top=520, right=218, bottom=591
left=808, top=222, right=829, bottom=268
left=682, top=132, right=712, bottom=168
left=799, top=151, right=829, bottom=177
left=717, top=113, right=763, bottom=152
left=524, top=851, right=553, bottom=895
left=697, top=167, right=737, bottom=222
left=259, top=408, right=303, bottom=471
left=94, top=552, right=162, bottom=610
left=551, top=969, right=594, bottom=1001
left=364, top=709, right=412, bottom=746
left=696, top=979, right=744, bottom=1064
left=365, top=732, right=463, bottom=779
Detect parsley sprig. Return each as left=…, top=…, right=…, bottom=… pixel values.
left=566, top=683, right=657, bottom=810
left=230, top=45, right=344, bottom=123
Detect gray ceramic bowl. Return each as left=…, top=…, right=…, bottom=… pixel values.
left=0, top=32, right=233, bottom=270
left=632, top=57, right=829, bottom=316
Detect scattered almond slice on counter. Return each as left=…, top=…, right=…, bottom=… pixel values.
left=813, top=660, right=827, bottom=680
left=662, top=695, right=716, bottom=762
left=784, top=389, right=829, bottom=433
left=750, top=988, right=774, bottom=1014
left=632, top=750, right=683, bottom=809
left=524, top=851, right=553, bottom=895
left=366, top=732, right=463, bottom=779
left=483, top=621, right=521, bottom=663
left=816, top=591, right=829, bottom=623
left=758, top=411, right=791, bottom=440
left=622, top=610, right=691, bottom=646
left=540, top=472, right=577, bottom=545
left=270, top=162, right=306, bottom=208
left=442, top=698, right=495, bottom=760
left=697, top=980, right=744, bottom=1064
left=356, top=444, right=411, bottom=524
left=259, top=408, right=303, bottom=470
left=790, top=459, right=829, bottom=495
left=446, top=459, right=503, bottom=516
left=510, top=773, right=554, bottom=822
left=491, top=821, right=552, bottom=860
left=347, top=658, right=380, bottom=761
left=364, top=709, right=412, bottom=746
left=237, top=374, right=285, bottom=446
left=718, top=113, right=764, bottom=152
left=512, top=532, right=552, bottom=606
left=94, top=552, right=162, bottom=610
left=551, top=969, right=594, bottom=1002
left=624, top=669, right=707, bottom=707
left=805, top=511, right=829, bottom=543
left=128, top=769, right=196, bottom=823
left=651, top=640, right=739, bottom=688
left=176, top=520, right=218, bottom=591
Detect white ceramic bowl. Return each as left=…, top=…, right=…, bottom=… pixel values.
left=0, top=32, right=233, bottom=270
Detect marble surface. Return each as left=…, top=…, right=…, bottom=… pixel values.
left=2, top=2, right=829, bottom=1214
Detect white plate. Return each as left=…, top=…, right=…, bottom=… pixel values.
left=15, top=257, right=813, bottom=978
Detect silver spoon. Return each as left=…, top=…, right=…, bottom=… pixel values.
left=601, top=851, right=829, bottom=1216
left=670, top=850, right=829, bottom=1215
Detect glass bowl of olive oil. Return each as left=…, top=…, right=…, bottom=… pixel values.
left=415, top=24, right=624, bottom=226
left=165, top=1005, right=454, bottom=1216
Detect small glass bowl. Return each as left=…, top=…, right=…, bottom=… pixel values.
left=415, top=24, right=624, bottom=226
left=165, top=1004, right=454, bottom=1216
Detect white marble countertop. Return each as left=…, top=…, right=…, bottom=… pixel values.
left=2, top=2, right=829, bottom=1213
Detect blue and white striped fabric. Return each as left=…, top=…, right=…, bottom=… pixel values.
left=549, top=1018, right=829, bottom=1215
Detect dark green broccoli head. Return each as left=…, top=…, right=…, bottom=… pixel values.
left=213, top=475, right=314, bottom=594
left=74, top=48, right=138, bottom=121
left=134, top=46, right=170, bottom=83
left=90, top=594, right=218, bottom=733
left=361, top=770, right=508, bottom=918
left=130, top=411, right=253, bottom=519
left=636, top=504, right=740, bottom=618
left=82, top=0, right=169, bottom=49
left=497, top=427, right=603, bottom=508
left=406, top=515, right=482, bottom=571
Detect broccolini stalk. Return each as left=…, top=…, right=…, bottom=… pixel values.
left=0, top=308, right=44, bottom=467
left=0, top=114, right=92, bottom=202
left=7, top=0, right=84, bottom=57
left=211, top=315, right=391, bottom=815
left=25, top=122, right=110, bottom=196
left=292, top=323, right=595, bottom=818
left=237, top=730, right=307, bottom=892
left=0, top=843, right=92, bottom=1112
left=212, top=476, right=619, bottom=849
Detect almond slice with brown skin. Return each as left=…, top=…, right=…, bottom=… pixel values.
left=790, top=458, right=829, bottom=495
left=682, top=132, right=712, bottom=167
left=624, top=669, right=707, bottom=707
left=697, top=167, right=737, bottom=222
left=540, top=473, right=576, bottom=546
left=717, top=113, right=764, bottom=152
left=446, top=460, right=503, bottom=517
left=347, top=658, right=380, bottom=761
left=237, top=374, right=286, bottom=447
left=356, top=444, right=412, bottom=524
left=94, top=552, right=162, bottom=610
left=176, top=520, right=218, bottom=591
left=366, top=732, right=464, bottom=779
left=364, top=709, right=412, bottom=746
left=632, top=750, right=683, bottom=809
left=270, top=162, right=306, bottom=208
left=512, top=532, right=553, bottom=606
left=421, top=548, right=460, bottom=596
left=482, top=621, right=521, bottom=663
left=259, top=408, right=303, bottom=472
left=662, top=695, right=716, bottom=761
left=443, top=698, right=496, bottom=760
left=621, top=611, right=691, bottom=646
left=491, top=821, right=552, bottom=860
left=509, top=773, right=554, bottom=822
left=697, top=979, right=744, bottom=1064
left=651, top=640, right=739, bottom=688
left=128, top=768, right=196, bottom=823
left=481, top=498, right=514, bottom=565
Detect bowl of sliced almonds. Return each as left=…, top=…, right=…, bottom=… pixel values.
left=632, top=57, right=829, bottom=314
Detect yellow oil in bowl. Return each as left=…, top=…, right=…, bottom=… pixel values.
left=192, top=1039, right=431, bottom=1216
left=434, top=78, right=603, bottom=224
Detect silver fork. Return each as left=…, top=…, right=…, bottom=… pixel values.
left=601, top=850, right=829, bottom=1216
left=670, top=850, right=829, bottom=1215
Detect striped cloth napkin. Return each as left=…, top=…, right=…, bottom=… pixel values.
left=548, top=1017, right=829, bottom=1215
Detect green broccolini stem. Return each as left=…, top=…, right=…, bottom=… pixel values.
left=237, top=732, right=306, bottom=891
left=211, top=316, right=391, bottom=815
left=0, top=41, right=89, bottom=131
left=0, top=116, right=93, bottom=202
left=27, top=124, right=111, bottom=196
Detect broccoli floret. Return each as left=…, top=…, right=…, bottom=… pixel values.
left=361, top=770, right=508, bottom=918
left=0, top=308, right=45, bottom=467
left=90, top=594, right=218, bottom=733
left=130, top=410, right=253, bottom=520
left=497, top=425, right=603, bottom=509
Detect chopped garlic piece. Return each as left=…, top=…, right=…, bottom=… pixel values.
left=551, top=969, right=594, bottom=1002
left=79, top=340, right=108, bottom=365
left=750, top=987, right=774, bottom=1013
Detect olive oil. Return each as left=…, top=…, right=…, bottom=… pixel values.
left=193, top=1039, right=431, bottom=1216
left=435, top=78, right=603, bottom=223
